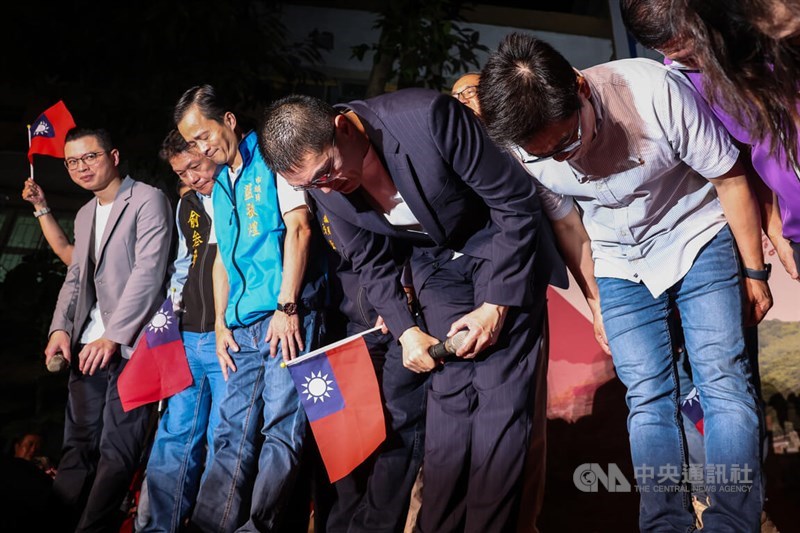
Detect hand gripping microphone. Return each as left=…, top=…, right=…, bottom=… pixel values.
left=46, top=353, right=68, bottom=373
left=428, top=330, right=469, bottom=360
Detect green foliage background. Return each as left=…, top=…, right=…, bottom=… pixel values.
left=758, top=320, right=800, bottom=399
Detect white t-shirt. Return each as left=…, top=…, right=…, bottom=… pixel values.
left=381, top=190, right=423, bottom=231
left=199, top=192, right=217, bottom=244
left=230, top=163, right=303, bottom=217
left=79, top=200, right=114, bottom=344
left=276, top=173, right=306, bottom=216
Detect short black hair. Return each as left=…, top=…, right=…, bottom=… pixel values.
left=479, top=33, right=581, bottom=149
left=64, top=127, right=114, bottom=152
left=620, top=0, right=678, bottom=49
left=258, top=94, right=338, bottom=174
left=159, top=129, right=191, bottom=162
left=173, top=84, right=227, bottom=125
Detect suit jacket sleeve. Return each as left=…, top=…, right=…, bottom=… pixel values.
left=428, top=96, right=541, bottom=306
left=104, top=188, right=173, bottom=346
left=317, top=202, right=416, bottom=338
left=49, top=219, right=83, bottom=338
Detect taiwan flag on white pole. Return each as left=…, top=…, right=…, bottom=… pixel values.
left=285, top=326, right=386, bottom=482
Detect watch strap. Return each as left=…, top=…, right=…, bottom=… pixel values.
left=742, top=264, right=771, bottom=281
left=277, top=302, right=298, bottom=316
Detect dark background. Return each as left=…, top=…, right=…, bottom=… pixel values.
left=2, top=2, right=797, bottom=532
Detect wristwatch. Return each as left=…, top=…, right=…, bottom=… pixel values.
left=33, top=207, right=52, bottom=218
left=742, top=264, right=771, bottom=281
left=277, top=302, right=298, bottom=316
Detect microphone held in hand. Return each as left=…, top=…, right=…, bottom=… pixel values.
left=428, top=330, right=469, bottom=360
left=46, top=353, right=68, bottom=373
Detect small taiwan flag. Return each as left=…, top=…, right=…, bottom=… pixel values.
left=286, top=330, right=385, bottom=482
left=118, top=298, right=193, bottom=412
left=681, top=387, right=705, bottom=435
left=27, top=101, right=76, bottom=163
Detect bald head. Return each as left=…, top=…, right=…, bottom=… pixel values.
left=451, top=73, right=482, bottom=116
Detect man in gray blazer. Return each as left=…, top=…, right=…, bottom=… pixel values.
left=44, top=127, right=173, bottom=532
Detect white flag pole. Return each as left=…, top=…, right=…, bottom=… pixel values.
left=27, top=124, right=34, bottom=180
left=282, top=325, right=382, bottom=368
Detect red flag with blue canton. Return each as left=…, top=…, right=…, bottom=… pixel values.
left=28, top=101, right=76, bottom=163
left=680, top=387, right=704, bottom=435
left=118, top=298, right=193, bottom=412
left=287, top=335, right=385, bottom=482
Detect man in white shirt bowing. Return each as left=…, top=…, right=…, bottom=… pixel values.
left=479, top=33, right=771, bottom=532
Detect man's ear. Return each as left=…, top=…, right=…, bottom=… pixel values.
left=577, top=72, right=591, bottom=98
left=334, top=113, right=347, bottom=132
left=224, top=111, right=237, bottom=130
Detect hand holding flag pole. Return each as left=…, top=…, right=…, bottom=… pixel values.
left=26, top=125, right=34, bottom=180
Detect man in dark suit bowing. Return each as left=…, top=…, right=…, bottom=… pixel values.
left=258, top=90, right=559, bottom=533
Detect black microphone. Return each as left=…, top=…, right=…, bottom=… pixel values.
left=428, top=330, right=469, bottom=360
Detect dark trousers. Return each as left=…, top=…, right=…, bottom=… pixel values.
left=325, top=324, right=428, bottom=533
left=416, top=254, right=547, bottom=533
left=53, top=352, right=151, bottom=533
left=516, top=311, right=549, bottom=533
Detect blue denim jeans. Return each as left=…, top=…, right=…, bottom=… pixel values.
left=142, top=331, right=224, bottom=532
left=675, top=321, right=765, bottom=505
left=598, top=227, right=762, bottom=532
left=191, top=310, right=320, bottom=533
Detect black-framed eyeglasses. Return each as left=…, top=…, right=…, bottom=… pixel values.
left=514, top=109, right=582, bottom=164
left=452, top=85, right=478, bottom=102
left=292, top=130, right=344, bottom=191
left=64, top=151, right=107, bottom=170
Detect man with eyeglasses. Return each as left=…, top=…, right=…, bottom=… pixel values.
left=479, top=33, right=772, bottom=531
left=258, top=91, right=564, bottom=532
left=173, top=85, right=326, bottom=532
left=45, top=127, right=173, bottom=532
left=451, top=72, right=481, bottom=115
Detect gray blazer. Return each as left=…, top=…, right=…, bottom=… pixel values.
left=49, top=176, right=173, bottom=358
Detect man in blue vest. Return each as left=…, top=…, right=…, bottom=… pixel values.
left=175, top=85, right=325, bottom=532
